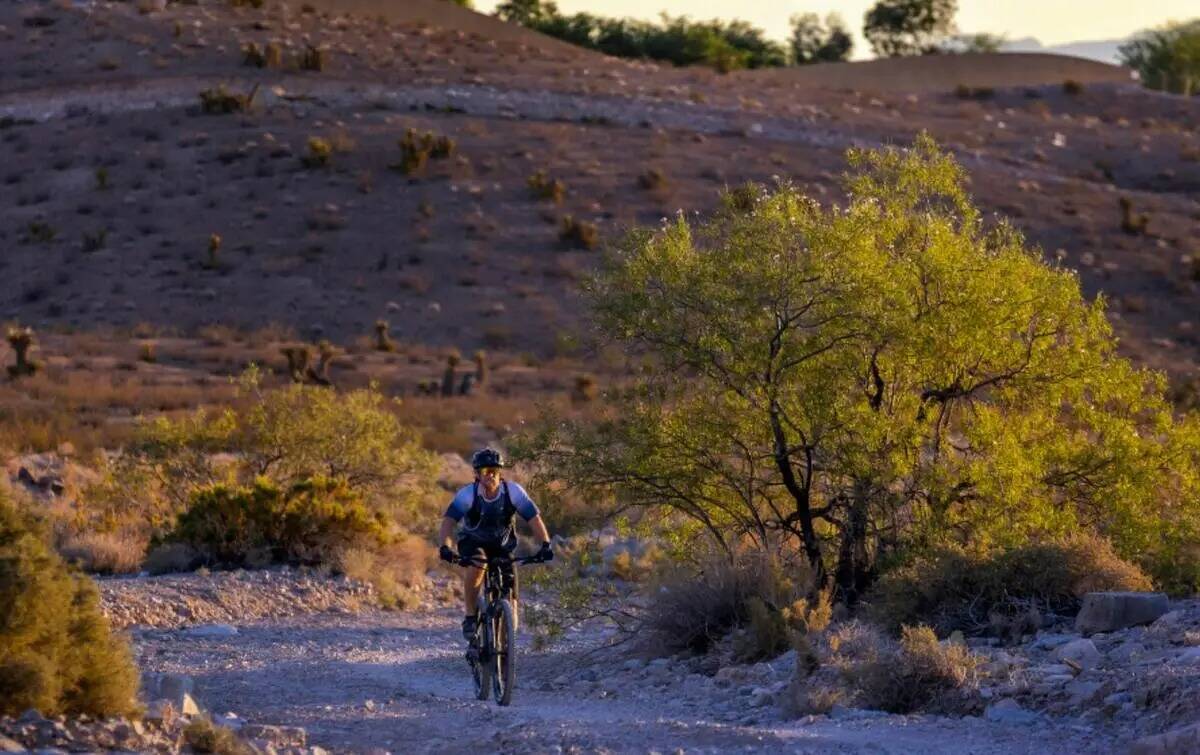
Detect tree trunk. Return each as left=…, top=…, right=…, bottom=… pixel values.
left=833, top=480, right=872, bottom=606
left=769, top=402, right=826, bottom=588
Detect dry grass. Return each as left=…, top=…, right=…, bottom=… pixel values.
left=864, top=533, right=1153, bottom=636
left=58, top=531, right=145, bottom=575
left=851, top=625, right=983, bottom=713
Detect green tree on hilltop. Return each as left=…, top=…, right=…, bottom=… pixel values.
left=518, top=135, right=1200, bottom=602
left=1120, top=19, right=1200, bottom=96
left=864, top=0, right=958, bottom=57
left=790, top=13, right=854, bottom=64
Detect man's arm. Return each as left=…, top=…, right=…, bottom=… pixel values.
left=438, top=516, right=458, bottom=549
left=527, top=514, right=550, bottom=545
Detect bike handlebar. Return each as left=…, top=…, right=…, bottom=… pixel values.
left=457, top=553, right=546, bottom=568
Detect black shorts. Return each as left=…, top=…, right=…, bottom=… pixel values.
left=456, top=531, right=517, bottom=562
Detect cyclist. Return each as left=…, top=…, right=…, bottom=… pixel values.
left=438, top=447, right=553, bottom=642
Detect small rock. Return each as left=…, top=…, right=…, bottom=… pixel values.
left=984, top=698, right=1041, bottom=725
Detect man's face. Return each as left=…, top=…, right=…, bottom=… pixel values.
left=476, top=466, right=501, bottom=494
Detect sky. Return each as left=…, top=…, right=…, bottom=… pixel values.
left=472, top=0, right=1199, bottom=59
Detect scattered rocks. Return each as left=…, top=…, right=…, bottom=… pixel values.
left=1055, top=638, right=1103, bottom=670
left=1131, top=722, right=1200, bottom=755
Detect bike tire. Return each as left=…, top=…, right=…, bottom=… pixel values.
left=493, top=598, right=516, bottom=706
left=473, top=598, right=492, bottom=701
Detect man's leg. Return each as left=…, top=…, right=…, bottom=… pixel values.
left=458, top=538, right=487, bottom=641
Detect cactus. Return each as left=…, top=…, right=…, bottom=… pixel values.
left=1119, top=197, right=1149, bottom=235
left=473, top=349, right=488, bottom=387
left=6, top=327, right=39, bottom=378
left=441, top=352, right=460, bottom=397
left=281, top=345, right=310, bottom=383
left=374, top=320, right=396, bottom=352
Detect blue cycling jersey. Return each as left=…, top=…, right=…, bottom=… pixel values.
left=444, top=481, right=539, bottom=524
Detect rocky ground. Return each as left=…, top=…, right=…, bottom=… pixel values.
left=7, top=567, right=1193, bottom=754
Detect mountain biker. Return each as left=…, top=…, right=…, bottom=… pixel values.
left=438, top=447, right=553, bottom=642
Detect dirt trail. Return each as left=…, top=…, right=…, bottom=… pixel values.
left=129, top=603, right=1118, bottom=754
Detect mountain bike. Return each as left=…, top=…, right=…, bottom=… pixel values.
left=460, top=552, right=545, bottom=706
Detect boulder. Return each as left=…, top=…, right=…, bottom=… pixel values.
left=1131, top=722, right=1200, bottom=755
left=1055, top=638, right=1103, bottom=670
left=1074, top=592, right=1169, bottom=635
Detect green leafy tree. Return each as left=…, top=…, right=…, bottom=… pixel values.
left=864, top=0, right=957, bottom=57
left=517, top=136, right=1200, bottom=601
left=1119, top=19, right=1200, bottom=96
left=494, top=0, right=558, bottom=26
left=944, top=32, right=1006, bottom=54
left=790, top=13, right=854, bottom=64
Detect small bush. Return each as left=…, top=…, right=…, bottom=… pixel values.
left=242, top=41, right=281, bottom=68
left=302, top=136, right=332, bottom=168
left=183, top=715, right=252, bottom=755
left=527, top=170, right=565, bottom=203
left=0, top=491, right=139, bottom=716
left=865, top=534, right=1153, bottom=636
left=299, top=45, right=327, bottom=72
left=162, top=476, right=390, bottom=568
left=559, top=215, right=598, bottom=250
left=58, top=531, right=144, bottom=575
left=1062, top=79, right=1084, bottom=95
left=852, top=625, right=982, bottom=713
left=953, top=84, right=993, bottom=100
left=732, top=596, right=790, bottom=662
left=645, top=554, right=803, bottom=655
left=199, top=84, right=258, bottom=114
left=637, top=168, right=668, bottom=191
left=1119, top=196, right=1149, bottom=235
left=394, top=129, right=455, bottom=175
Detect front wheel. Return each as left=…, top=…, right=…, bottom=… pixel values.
left=473, top=598, right=492, bottom=701
left=493, top=598, right=516, bottom=706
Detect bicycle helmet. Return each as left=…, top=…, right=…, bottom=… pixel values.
left=470, top=447, right=506, bottom=469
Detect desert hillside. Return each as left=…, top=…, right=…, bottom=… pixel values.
left=0, top=0, right=1196, bottom=386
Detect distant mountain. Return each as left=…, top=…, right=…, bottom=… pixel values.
left=1003, top=36, right=1128, bottom=65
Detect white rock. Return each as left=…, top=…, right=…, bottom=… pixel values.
left=984, top=698, right=1041, bottom=725
left=184, top=623, right=239, bottom=639
left=1055, top=638, right=1103, bottom=670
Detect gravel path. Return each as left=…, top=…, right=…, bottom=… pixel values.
left=130, top=605, right=1119, bottom=754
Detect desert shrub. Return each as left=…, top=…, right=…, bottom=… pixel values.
left=333, top=534, right=434, bottom=609
left=0, top=492, right=139, bottom=716
left=644, top=553, right=802, bottom=655
left=1120, top=196, right=1150, bottom=234
left=865, top=533, right=1153, bottom=636
left=58, top=531, right=144, bottom=575
left=394, top=129, right=456, bottom=175
left=527, top=170, right=565, bottom=204
left=1062, top=79, right=1084, bottom=95
left=302, top=137, right=332, bottom=168
left=183, top=716, right=252, bottom=755
left=199, top=84, right=258, bottom=114
left=559, top=215, right=598, bottom=250
left=299, top=45, right=327, bottom=71
left=851, top=625, right=981, bottom=713
left=732, top=595, right=790, bottom=662
left=636, top=168, right=668, bottom=191
left=127, top=370, right=439, bottom=513
left=162, top=476, right=390, bottom=568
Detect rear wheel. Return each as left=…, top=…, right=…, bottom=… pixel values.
left=493, top=598, right=516, bottom=706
